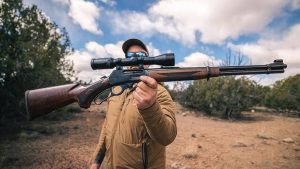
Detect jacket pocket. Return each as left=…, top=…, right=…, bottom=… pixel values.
left=113, top=141, right=143, bottom=169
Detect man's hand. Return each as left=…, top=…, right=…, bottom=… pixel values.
left=90, top=163, right=100, bottom=169
left=133, top=76, right=158, bottom=110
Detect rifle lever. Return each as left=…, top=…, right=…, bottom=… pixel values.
left=94, top=82, right=135, bottom=105
left=94, top=89, right=110, bottom=105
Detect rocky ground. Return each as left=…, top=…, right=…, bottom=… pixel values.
left=0, top=102, right=299, bottom=169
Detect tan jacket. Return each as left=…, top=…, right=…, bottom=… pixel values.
left=92, top=84, right=177, bottom=169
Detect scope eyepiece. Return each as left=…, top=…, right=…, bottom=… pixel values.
left=91, top=53, right=175, bottom=70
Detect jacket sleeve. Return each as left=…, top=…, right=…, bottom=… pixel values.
left=91, top=118, right=107, bottom=165
left=138, top=85, right=177, bottom=146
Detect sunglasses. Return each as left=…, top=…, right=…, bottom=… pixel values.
left=125, top=52, right=148, bottom=58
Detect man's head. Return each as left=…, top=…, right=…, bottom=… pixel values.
left=122, top=38, right=149, bottom=69
left=122, top=38, right=149, bottom=58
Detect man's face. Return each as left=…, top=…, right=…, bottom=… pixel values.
left=127, top=45, right=149, bottom=69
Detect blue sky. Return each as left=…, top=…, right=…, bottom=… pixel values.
left=24, top=0, right=300, bottom=85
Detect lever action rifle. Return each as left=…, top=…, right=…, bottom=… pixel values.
left=25, top=53, right=287, bottom=120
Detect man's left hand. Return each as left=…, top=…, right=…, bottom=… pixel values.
left=133, top=76, right=158, bottom=110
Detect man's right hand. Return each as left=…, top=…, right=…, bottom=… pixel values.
left=90, top=163, right=100, bottom=169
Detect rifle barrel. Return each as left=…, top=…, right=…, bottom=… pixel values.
left=220, top=64, right=285, bottom=71
left=220, top=69, right=284, bottom=76
left=220, top=59, right=286, bottom=71
left=219, top=59, right=287, bottom=76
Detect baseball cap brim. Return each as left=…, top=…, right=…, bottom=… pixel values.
left=122, top=38, right=148, bottom=54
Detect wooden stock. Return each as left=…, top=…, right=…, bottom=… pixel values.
left=25, top=79, right=111, bottom=120
left=25, top=84, right=84, bottom=120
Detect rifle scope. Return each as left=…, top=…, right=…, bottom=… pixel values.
left=91, top=53, right=175, bottom=70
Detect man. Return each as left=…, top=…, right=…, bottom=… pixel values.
left=90, top=38, right=177, bottom=169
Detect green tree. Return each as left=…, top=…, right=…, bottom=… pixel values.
left=0, top=0, right=74, bottom=119
left=264, top=74, right=300, bottom=114
left=171, top=49, right=267, bottom=119
left=178, top=77, right=261, bottom=119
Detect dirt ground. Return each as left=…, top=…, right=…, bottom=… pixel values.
left=0, top=102, right=299, bottom=169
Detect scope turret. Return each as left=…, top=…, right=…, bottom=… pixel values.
left=91, top=53, right=175, bottom=70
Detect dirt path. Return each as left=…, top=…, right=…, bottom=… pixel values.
left=1, top=103, right=299, bottom=169
left=167, top=103, right=300, bottom=169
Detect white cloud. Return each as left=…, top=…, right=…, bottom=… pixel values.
left=68, top=0, right=102, bottom=34
left=176, top=52, right=222, bottom=67
left=228, top=23, right=300, bottom=85
left=97, top=0, right=116, bottom=6
left=53, top=0, right=70, bottom=5
left=66, top=40, right=161, bottom=82
left=108, top=11, right=181, bottom=42
left=66, top=50, right=112, bottom=82
left=66, top=41, right=122, bottom=82
left=85, top=41, right=124, bottom=58
left=25, top=0, right=102, bottom=35
left=109, top=0, right=296, bottom=45
left=85, top=41, right=106, bottom=57
left=147, top=42, right=161, bottom=56
left=289, top=0, right=300, bottom=10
